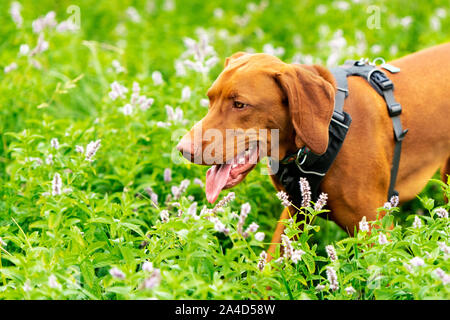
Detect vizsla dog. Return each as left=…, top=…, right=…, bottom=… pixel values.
left=177, top=43, right=450, bottom=255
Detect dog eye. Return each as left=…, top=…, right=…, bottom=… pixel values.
left=233, top=101, right=247, bottom=109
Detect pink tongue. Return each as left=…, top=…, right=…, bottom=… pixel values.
left=205, top=164, right=232, bottom=203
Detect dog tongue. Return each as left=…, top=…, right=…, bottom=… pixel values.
left=205, top=163, right=232, bottom=203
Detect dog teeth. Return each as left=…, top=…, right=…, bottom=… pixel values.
left=238, top=157, right=245, bottom=164
left=232, top=164, right=237, bottom=168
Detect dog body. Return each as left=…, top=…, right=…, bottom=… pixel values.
left=177, top=43, right=450, bottom=250
left=317, top=43, right=450, bottom=232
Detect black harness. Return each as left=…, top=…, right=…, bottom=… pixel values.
left=270, top=59, right=408, bottom=207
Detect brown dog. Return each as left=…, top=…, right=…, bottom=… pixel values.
left=177, top=43, right=450, bottom=255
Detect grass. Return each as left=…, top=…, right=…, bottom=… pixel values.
left=0, top=0, right=449, bottom=300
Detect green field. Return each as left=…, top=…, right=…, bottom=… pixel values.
left=0, top=0, right=449, bottom=300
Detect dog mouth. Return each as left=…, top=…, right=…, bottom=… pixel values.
left=205, top=145, right=259, bottom=203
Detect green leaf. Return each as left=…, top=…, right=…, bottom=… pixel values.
left=302, top=253, right=315, bottom=274
left=80, top=260, right=95, bottom=288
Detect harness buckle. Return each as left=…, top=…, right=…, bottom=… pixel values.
left=295, top=147, right=308, bottom=166
left=369, top=70, right=394, bottom=91
left=388, top=103, right=402, bottom=117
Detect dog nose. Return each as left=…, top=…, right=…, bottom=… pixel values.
left=177, top=136, right=195, bottom=160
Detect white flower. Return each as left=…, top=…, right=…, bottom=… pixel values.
left=255, top=232, right=265, bottom=241
left=112, top=60, right=126, bottom=74
left=334, top=1, right=350, bottom=11
left=316, top=4, right=327, bottom=15
left=299, top=178, right=311, bottom=207
left=412, top=216, right=422, bottom=228
left=409, top=257, right=425, bottom=267
left=257, top=251, right=267, bottom=271
left=237, top=203, right=251, bottom=236
left=281, top=234, right=294, bottom=259
left=378, top=233, right=388, bottom=245
left=383, top=202, right=392, bottom=210
left=25, top=157, right=43, bottom=166
left=345, top=286, right=356, bottom=295
left=326, top=267, right=339, bottom=291
left=62, top=187, right=72, bottom=194
left=390, top=195, right=399, bottom=207
left=181, top=86, right=191, bottom=102
left=108, top=81, right=128, bottom=100
left=163, top=0, right=176, bottom=11
left=314, top=192, right=328, bottom=211
left=109, top=267, right=126, bottom=279
left=52, top=173, right=62, bottom=196
left=315, top=284, right=326, bottom=291
left=434, top=207, right=448, bottom=218
left=32, top=11, right=57, bottom=34
left=241, top=202, right=251, bottom=216
left=142, top=261, right=154, bottom=273
left=132, top=81, right=140, bottom=93
left=142, top=269, right=161, bottom=289
left=435, top=8, right=447, bottom=19
left=164, top=168, right=172, bottom=182
left=438, top=242, right=450, bottom=255
left=56, top=20, right=78, bottom=32
left=51, top=138, right=60, bottom=150
left=390, top=45, right=399, bottom=56
left=152, top=71, right=163, bottom=85
left=213, top=8, right=224, bottom=19
left=121, top=103, right=133, bottom=115
left=326, top=245, right=338, bottom=262
left=126, top=6, right=141, bottom=23
left=48, top=274, right=61, bottom=289
left=29, top=34, right=49, bottom=57
left=23, top=280, right=32, bottom=292
left=160, top=210, right=169, bottom=223
left=180, top=35, right=219, bottom=74
left=10, top=2, right=23, bottom=28
left=263, top=43, right=285, bottom=57
left=45, top=154, right=54, bottom=165
left=19, top=44, right=30, bottom=56
left=430, top=16, right=441, bottom=31
left=281, top=234, right=305, bottom=263
left=200, top=98, right=209, bottom=107
left=276, top=191, right=290, bottom=207
left=4, top=62, right=18, bottom=73
left=134, top=95, right=154, bottom=111
left=400, top=16, right=413, bottom=28
left=434, top=268, right=450, bottom=285
left=75, top=145, right=84, bottom=153
left=213, top=218, right=229, bottom=235
left=193, top=178, right=204, bottom=187
left=165, top=105, right=184, bottom=123
left=291, top=249, right=305, bottom=264
left=233, top=14, right=250, bottom=27
left=359, top=216, right=369, bottom=232
left=174, top=60, right=187, bottom=77
left=85, top=140, right=101, bottom=162
left=243, top=222, right=259, bottom=238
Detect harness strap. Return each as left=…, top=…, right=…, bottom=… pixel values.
left=329, top=67, right=349, bottom=116
left=342, top=60, right=408, bottom=200
left=277, top=59, right=407, bottom=203
left=367, top=69, right=408, bottom=199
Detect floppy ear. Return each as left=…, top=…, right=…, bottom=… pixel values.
left=224, top=52, right=249, bottom=68
left=275, top=64, right=335, bottom=155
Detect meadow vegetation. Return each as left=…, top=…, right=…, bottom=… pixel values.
left=0, top=0, right=449, bottom=299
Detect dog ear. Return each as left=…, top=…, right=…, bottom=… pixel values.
left=275, top=64, right=335, bottom=155
left=224, top=52, right=249, bottom=68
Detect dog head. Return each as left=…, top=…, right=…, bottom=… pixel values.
left=177, top=52, right=336, bottom=202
